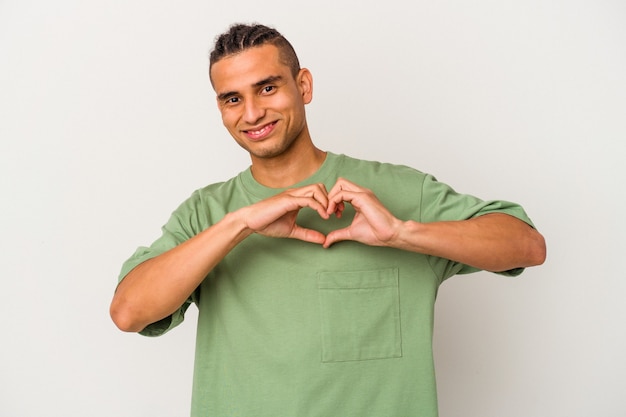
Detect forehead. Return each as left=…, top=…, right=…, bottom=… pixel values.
left=211, top=44, right=291, bottom=93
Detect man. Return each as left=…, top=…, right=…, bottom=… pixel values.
left=110, top=23, right=546, bottom=417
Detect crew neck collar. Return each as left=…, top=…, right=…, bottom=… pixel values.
left=239, top=152, right=343, bottom=199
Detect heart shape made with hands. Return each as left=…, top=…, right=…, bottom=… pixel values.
left=259, top=178, right=399, bottom=249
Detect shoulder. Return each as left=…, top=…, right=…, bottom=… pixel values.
left=337, top=153, right=426, bottom=178
left=334, top=153, right=429, bottom=191
left=171, top=171, right=247, bottom=221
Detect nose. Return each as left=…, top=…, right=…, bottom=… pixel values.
left=242, top=97, right=265, bottom=125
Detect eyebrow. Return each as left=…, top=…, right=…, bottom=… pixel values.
left=217, top=75, right=284, bottom=102
left=254, top=75, right=283, bottom=87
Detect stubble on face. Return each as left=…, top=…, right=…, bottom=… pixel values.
left=211, top=45, right=312, bottom=164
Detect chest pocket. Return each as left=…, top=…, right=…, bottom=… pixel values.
left=317, top=268, right=402, bottom=363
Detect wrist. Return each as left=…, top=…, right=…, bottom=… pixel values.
left=221, top=210, right=255, bottom=242
left=391, top=219, right=426, bottom=252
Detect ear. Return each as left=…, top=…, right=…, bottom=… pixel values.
left=297, top=68, right=313, bottom=104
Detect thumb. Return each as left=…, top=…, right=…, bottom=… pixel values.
left=323, top=227, right=352, bottom=248
left=291, top=225, right=327, bottom=245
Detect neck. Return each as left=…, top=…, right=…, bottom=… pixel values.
left=249, top=139, right=327, bottom=188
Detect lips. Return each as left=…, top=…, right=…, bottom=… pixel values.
left=243, top=121, right=277, bottom=141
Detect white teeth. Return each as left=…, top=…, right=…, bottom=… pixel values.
left=248, top=123, right=272, bottom=135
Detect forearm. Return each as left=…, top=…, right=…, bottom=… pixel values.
left=391, top=213, right=546, bottom=272
left=110, top=183, right=332, bottom=333
left=110, top=211, right=252, bottom=333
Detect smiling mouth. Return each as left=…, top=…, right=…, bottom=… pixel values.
left=243, top=121, right=277, bottom=140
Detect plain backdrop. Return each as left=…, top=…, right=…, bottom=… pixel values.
left=1, top=1, right=625, bottom=416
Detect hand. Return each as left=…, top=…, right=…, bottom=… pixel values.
left=323, top=178, right=402, bottom=248
left=241, top=183, right=331, bottom=244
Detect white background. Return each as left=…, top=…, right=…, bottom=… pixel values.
left=1, top=1, right=625, bottom=416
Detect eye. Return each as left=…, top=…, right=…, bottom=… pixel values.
left=261, top=85, right=275, bottom=94
left=220, top=96, right=240, bottom=107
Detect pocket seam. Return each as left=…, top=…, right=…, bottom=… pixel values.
left=317, top=268, right=402, bottom=363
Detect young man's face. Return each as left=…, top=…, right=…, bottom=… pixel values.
left=211, top=44, right=313, bottom=161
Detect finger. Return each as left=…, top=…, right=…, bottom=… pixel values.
left=328, top=189, right=363, bottom=213
left=292, top=182, right=327, bottom=197
left=282, top=195, right=330, bottom=220
left=323, top=227, right=352, bottom=248
left=300, top=196, right=331, bottom=220
left=311, top=183, right=330, bottom=209
left=327, top=178, right=366, bottom=214
left=328, top=177, right=360, bottom=195
left=327, top=190, right=352, bottom=216
left=290, top=183, right=329, bottom=210
left=291, top=225, right=327, bottom=245
left=332, top=201, right=345, bottom=218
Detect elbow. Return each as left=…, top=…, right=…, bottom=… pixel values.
left=109, top=298, right=145, bottom=333
left=527, top=229, right=547, bottom=267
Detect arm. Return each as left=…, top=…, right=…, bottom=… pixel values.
left=392, top=213, right=546, bottom=272
left=110, top=183, right=330, bottom=333
left=323, top=178, right=546, bottom=272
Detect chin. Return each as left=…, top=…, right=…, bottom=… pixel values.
left=249, top=139, right=298, bottom=160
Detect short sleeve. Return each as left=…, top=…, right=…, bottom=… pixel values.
left=419, top=174, right=536, bottom=281
left=117, top=192, right=207, bottom=337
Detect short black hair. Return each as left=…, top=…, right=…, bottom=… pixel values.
left=209, top=23, right=301, bottom=81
